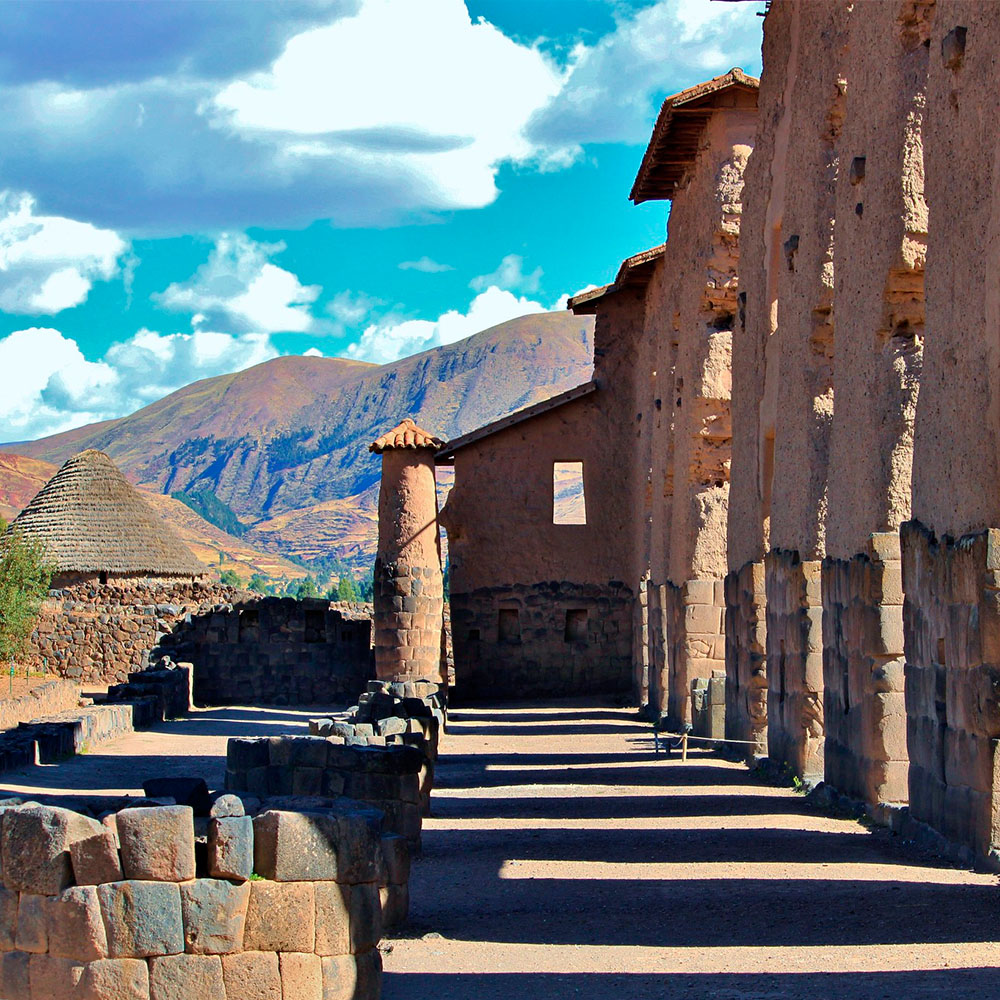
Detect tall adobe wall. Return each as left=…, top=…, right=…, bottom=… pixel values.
left=901, top=0, right=1000, bottom=859
left=822, top=0, right=931, bottom=810
left=649, top=110, right=754, bottom=728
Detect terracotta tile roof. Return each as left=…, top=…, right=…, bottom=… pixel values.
left=568, top=245, right=666, bottom=314
left=9, top=449, right=203, bottom=576
left=630, top=67, right=759, bottom=205
left=369, top=418, right=444, bottom=454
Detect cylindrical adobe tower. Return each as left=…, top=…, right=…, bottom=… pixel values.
left=370, top=418, right=446, bottom=685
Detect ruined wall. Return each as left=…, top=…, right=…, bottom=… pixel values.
left=449, top=581, right=632, bottom=702
left=443, top=391, right=633, bottom=700
left=648, top=106, right=754, bottom=726
left=724, top=560, right=767, bottom=756
left=819, top=0, right=930, bottom=809
left=26, top=581, right=241, bottom=685
left=0, top=796, right=393, bottom=1000
left=731, top=0, right=851, bottom=778
left=900, top=1, right=1000, bottom=858
left=160, top=598, right=373, bottom=707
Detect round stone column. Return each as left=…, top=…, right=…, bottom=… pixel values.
left=370, top=418, right=446, bottom=685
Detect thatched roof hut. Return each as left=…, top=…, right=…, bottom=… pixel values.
left=10, top=449, right=203, bottom=583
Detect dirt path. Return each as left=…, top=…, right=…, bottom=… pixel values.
left=382, top=702, right=1000, bottom=1000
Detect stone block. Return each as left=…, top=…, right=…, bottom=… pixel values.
left=379, top=883, right=408, bottom=929
left=336, top=813, right=382, bottom=885
left=207, top=816, right=253, bottom=882
left=77, top=958, right=150, bottom=1000
left=227, top=739, right=270, bottom=773
left=3, top=805, right=103, bottom=895
left=221, top=951, right=281, bottom=1000
left=321, top=950, right=382, bottom=1000
left=348, top=883, right=380, bottom=954
left=48, top=885, right=108, bottom=961
left=378, top=835, right=410, bottom=886
left=313, top=882, right=351, bottom=956
left=71, top=831, right=124, bottom=886
left=0, top=887, right=16, bottom=951
left=28, top=954, right=83, bottom=997
left=0, top=950, right=29, bottom=1000
left=98, top=881, right=184, bottom=958
left=148, top=954, right=225, bottom=1000
left=684, top=603, right=721, bottom=636
left=270, top=736, right=330, bottom=769
left=683, top=580, right=716, bottom=606
left=179, top=879, right=249, bottom=955
left=280, top=952, right=322, bottom=1000
left=243, top=880, right=315, bottom=952
left=253, top=810, right=340, bottom=882
left=293, top=767, right=325, bottom=797
left=208, top=794, right=244, bottom=819
left=117, top=807, right=195, bottom=882
left=14, top=895, right=49, bottom=954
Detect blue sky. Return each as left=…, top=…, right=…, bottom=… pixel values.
left=0, top=0, right=763, bottom=442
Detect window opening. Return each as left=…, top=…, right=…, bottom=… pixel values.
left=553, top=461, right=587, bottom=524
left=564, top=609, right=588, bottom=642
left=498, top=609, right=521, bottom=643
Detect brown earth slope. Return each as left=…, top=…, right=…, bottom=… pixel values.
left=7, top=312, right=594, bottom=528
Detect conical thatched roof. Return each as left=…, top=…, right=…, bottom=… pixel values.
left=10, top=449, right=203, bottom=577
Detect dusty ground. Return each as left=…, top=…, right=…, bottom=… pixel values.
left=0, top=672, right=61, bottom=701
left=382, top=702, right=1000, bottom=1000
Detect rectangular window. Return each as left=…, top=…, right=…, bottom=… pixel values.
left=238, top=608, right=259, bottom=641
left=564, top=609, right=588, bottom=642
left=553, top=461, right=587, bottom=524
left=498, top=608, right=520, bottom=643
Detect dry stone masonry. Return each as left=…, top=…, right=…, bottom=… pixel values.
left=0, top=789, right=402, bottom=999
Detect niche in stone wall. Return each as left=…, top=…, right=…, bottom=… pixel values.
left=564, top=609, right=588, bottom=642
left=498, top=608, right=521, bottom=643
left=553, top=461, right=587, bottom=525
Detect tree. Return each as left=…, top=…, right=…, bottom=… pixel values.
left=248, top=574, right=267, bottom=594
left=337, top=574, right=359, bottom=602
left=219, top=569, right=243, bottom=588
left=0, top=528, right=54, bottom=672
left=295, top=577, right=319, bottom=600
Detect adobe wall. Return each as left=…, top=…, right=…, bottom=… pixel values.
left=26, top=580, right=241, bottom=686
left=449, top=580, right=632, bottom=702
left=159, top=598, right=373, bottom=707
left=647, top=104, right=754, bottom=725
left=900, top=1, right=1000, bottom=859
left=0, top=793, right=397, bottom=1000
left=442, top=391, right=634, bottom=700
left=818, top=0, right=930, bottom=809
left=732, top=0, right=851, bottom=778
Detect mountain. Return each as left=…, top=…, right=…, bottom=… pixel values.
left=6, top=310, right=594, bottom=569
left=0, top=452, right=305, bottom=583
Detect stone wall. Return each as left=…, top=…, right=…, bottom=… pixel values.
left=900, top=521, right=1000, bottom=860
left=26, top=581, right=241, bottom=686
left=448, top=581, right=632, bottom=702
left=724, top=560, right=767, bottom=757
left=765, top=550, right=824, bottom=780
left=822, top=534, right=907, bottom=810
left=0, top=680, right=80, bottom=732
left=225, top=736, right=426, bottom=851
left=0, top=795, right=395, bottom=1000
left=158, top=598, right=373, bottom=707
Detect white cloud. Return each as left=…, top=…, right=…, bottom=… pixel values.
left=303, top=347, right=324, bottom=357
left=326, top=290, right=380, bottom=327
left=343, top=285, right=553, bottom=365
left=0, top=192, right=129, bottom=314
left=399, top=257, right=453, bottom=274
left=528, top=0, right=764, bottom=149
left=211, top=0, right=565, bottom=213
left=0, top=325, right=278, bottom=441
left=154, top=234, right=320, bottom=333
left=470, top=253, right=542, bottom=294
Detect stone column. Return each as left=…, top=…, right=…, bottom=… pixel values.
left=370, top=418, right=446, bottom=686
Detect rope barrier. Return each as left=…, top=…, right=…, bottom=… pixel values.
left=651, top=729, right=761, bottom=758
